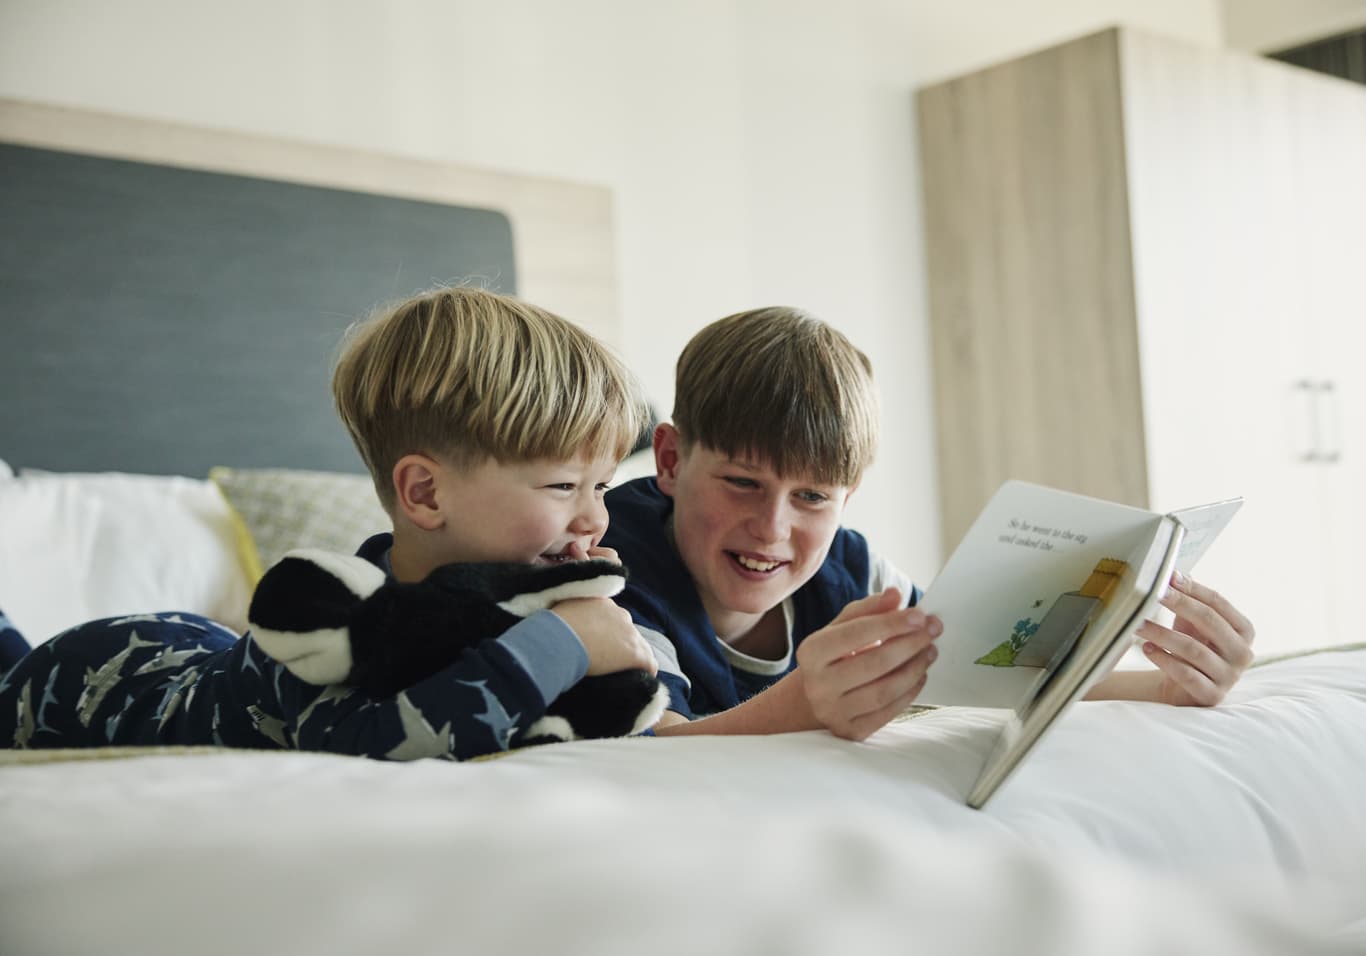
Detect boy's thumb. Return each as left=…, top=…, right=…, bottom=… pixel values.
left=832, top=586, right=904, bottom=624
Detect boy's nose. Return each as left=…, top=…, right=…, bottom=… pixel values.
left=747, top=498, right=791, bottom=544
left=570, top=496, right=609, bottom=537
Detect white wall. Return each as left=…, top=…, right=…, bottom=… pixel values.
left=0, top=0, right=1226, bottom=580
left=909, top=0, right=1223, bottom=84
left=1221, top=0, right=1366, bottom=51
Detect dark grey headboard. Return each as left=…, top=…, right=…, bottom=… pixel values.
left=1, top=143, right=515, bottom=475
left=0, top=98, right=620, bottom=477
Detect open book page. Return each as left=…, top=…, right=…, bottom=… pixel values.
left=1015, top=519, right=1181, bottom=725
left=1169, top=498, right=1244, bottom=573
left=965, top=521, right=1183, bottom=808
left=915, top=481, right=1166, bottom=709
left=1109, top=497, right=1245, bottom=670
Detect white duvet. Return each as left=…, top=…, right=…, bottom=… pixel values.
left=2, top=649, right=1364, bottom=956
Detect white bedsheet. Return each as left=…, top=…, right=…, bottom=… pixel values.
left=2, top=649, right=1364, bottom=955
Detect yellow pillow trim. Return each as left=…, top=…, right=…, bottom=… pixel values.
left=209, top=466, right=265, bottom=585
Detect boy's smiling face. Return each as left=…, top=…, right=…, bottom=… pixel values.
left=654, top=425, right=853, bottom=641
left=436, top=453, right=618, bottom=566
left=389, top=451, right=620, bottom=581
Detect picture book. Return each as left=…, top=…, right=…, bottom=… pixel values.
left=914, top=480, right=1242, bottom=808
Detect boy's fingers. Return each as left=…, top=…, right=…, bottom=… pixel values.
left=1166, top=574, right=1255, bottom=645
left=587, top=545, right=620, bottom=563
left=830, top=588, right=903, bottom=624
left=845, top=680, right=930, bottom=741
left=1141, top=641, right=1223, bottom=706
left=821, top=630, right=937, bottom=691
left=1136, top=620, right=1228, bottom=678
left=828, top=663, right=933, bottom=741
left=839, top=643, right=937, bottom=713
left=804, top=605, right=939, bottom=665
left=1158, top=592, right=1254, bottom=673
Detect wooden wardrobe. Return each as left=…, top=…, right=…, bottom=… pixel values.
left=917, top=26, right=1366, bottom=655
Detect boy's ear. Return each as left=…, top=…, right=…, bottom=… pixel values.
left=392, top=454, right=446, bottom=531
left=653, top=423, right=683, bottom=496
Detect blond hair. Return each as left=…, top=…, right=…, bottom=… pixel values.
left=672, top=307, right=878, bottom=486
left=333, top=286, right=647, bottom=510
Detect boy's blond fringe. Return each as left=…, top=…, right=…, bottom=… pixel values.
left=333, top=286, right=648, bottom=510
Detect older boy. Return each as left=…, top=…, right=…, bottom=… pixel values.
left=603, top=307, right=1256, bottom=740
left=0, top=287, right=658, bottom=759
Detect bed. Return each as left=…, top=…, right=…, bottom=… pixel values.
left=2, top=100, right=1365, bottom=956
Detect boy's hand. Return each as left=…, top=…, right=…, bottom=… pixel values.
left=551, top=598, right=658, bottom=676
left=561, top=542, right=620, bottom=563
left=585, top=545, right=620, bottom=564
left=795, top=588, right=941, bottom=741
left=1136, top=572, right=1255, bottom=706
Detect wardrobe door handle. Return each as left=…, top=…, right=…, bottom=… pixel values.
left=1296, top=379, right=1322, bottom=462
left=1318, top=380, right=1341, bottom=464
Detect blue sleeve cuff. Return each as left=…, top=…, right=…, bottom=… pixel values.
left=496, top=609, right=589, bottom=706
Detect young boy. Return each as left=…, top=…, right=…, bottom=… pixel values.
left=602, top=307, right=1257, bottom=740
left=0, top=286, right=659, bottom=760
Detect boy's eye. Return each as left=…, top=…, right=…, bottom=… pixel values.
left=594, top=482, right=611, bottom=494
left=723, top=476, right=759, bottom=489
left=796, top=490, right=830, bottom=505
left=546, top=483, right=576, bottom=492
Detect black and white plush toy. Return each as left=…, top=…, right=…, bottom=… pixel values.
left=247, top=550, right=669, bottom=746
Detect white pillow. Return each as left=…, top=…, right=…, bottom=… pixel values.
left=0, top=471, right=253, bottom=645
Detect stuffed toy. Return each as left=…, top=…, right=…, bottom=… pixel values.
left=247, top=549, right=669, bottom=747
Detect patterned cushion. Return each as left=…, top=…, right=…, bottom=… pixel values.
left=209, top=467, right=390, bottom=582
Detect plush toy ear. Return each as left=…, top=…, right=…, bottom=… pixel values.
left=248, top=549, right=386, bottom=685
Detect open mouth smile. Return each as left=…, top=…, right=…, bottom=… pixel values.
left=727, top=551, right=787, bottom=574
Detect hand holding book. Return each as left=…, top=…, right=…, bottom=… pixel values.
left=795, top=588, right=942, bottom=741
left=1090, top=571, right=1255, bottom=707
left=912, top=480, right=1247, bottom=807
